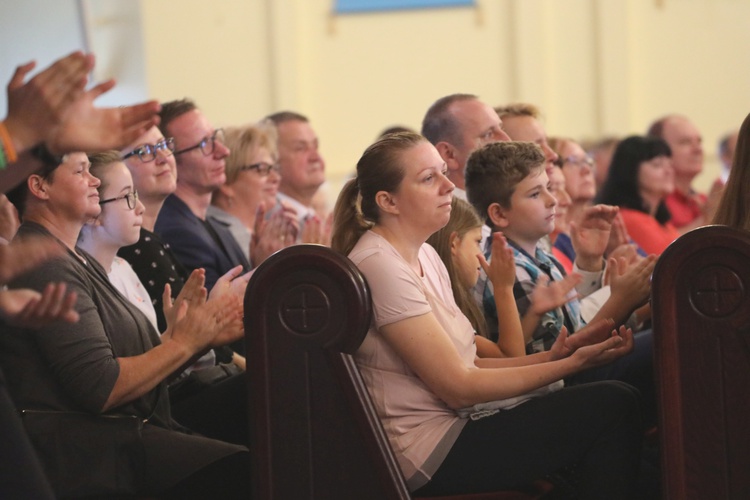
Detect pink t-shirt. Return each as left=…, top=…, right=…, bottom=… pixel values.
left=349, top=231, right=473, bottom=490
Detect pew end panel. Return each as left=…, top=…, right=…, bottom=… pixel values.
left=652, top=225, right=750, bottom=500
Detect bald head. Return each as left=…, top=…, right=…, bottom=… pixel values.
left=422, top=94, right=510, bottom=190
left=649, top=114, right=703, bottom=181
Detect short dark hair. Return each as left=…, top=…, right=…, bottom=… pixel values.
left=596, top=135, right=673, bottom=224
left=5, top=157, right=63, bottom=220
left=465, top=141, right=545, bottom=227
left=421, top=93, right=477, bottom=146
left=158, top=98, right=197, bottom=138
left=264, top=111, right=309, bottom=126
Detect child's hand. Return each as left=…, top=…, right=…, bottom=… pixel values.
left=608, top=254, right=657, bottom=311
left=602, top=243, right=639, bottom=285
left=571, top=204, right=618, bottom=271
left=529, top=272, right=582, bottom=316
left=478, top=232, right=515, bottom=289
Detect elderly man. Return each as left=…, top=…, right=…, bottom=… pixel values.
left=265, top=111, right=326, bottom=223
left=647, top=114, right=722, bottom=233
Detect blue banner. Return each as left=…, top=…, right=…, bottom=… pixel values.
left=336, top=0, right=475, bottom=14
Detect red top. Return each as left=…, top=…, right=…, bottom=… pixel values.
left=619, top=207, right=680, bottom=255
left=665, top=189, right=706, bottom=228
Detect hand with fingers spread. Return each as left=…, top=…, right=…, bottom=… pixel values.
left=250, top=204, right=296, bottom=266
left=571, top=324, right=634, bottom=370
left=608, top=254, right=657, bottom=312
left=571, top=204, right=618, bottom=271
left=301, top=212, right=333, bottom=246
left=602, top=243, right=639, bottom=285
left=478, top=232, right=515, bottom=290
left=162, top=269, right=206, bottom=340
left=3, top=51, right=160, bottom=155
left=209, top=264, right=252, bottom=303
left=529, top=272, right=582, bottom=316
left=605, top=212, right=631, bottom=257
left=0, top=283, right=79, bottom=328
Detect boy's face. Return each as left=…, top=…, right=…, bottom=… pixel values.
left=493, top=168, right=557, bottom=252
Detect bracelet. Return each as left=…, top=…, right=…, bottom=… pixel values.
left=0, top=122, right=17, bottom=169
left=30, top=144, right=64, bottom=167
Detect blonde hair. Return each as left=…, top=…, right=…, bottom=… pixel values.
left=427, top=198, right=488, bottom=337
left=222, top=123, right=278, bottom=185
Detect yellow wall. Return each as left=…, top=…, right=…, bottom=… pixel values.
left=140, top=0, right=750, bottom=202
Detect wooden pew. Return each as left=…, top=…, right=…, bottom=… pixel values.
left=244, top=244, right=551, bottom=500
left=651, top=225, right=750, bottom=500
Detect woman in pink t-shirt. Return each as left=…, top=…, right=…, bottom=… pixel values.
left=331, top=132, right=646, bottom=499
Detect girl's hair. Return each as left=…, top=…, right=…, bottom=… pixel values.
left=426, top=197, right=488, bottom=337
left=78, top=151, right=122, bottom=244
left=87, top=150, right=122, bottom=196
left=596, top=135, right=673, bottom=224
left=222, top=123, right=278, bottom=185
left=714, top=111, right=750, bottom=230
left=331, top=131, right=426, bottom=256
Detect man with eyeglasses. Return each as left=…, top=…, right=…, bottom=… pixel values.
left=154, top=99, right=250, bottom=293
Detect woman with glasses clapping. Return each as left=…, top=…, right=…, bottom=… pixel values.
left=209, top=123, right=298, bottom=267
left=1, top=152, right=248, bottom=498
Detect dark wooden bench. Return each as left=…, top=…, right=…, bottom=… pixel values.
left=244, top=244, right=551, bottom=500
left=651, top=225, right=750, bottom=500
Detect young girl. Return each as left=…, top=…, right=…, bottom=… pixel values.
left=78, top=151, right=249, bottom=447
left=427, top=197, right=583, bottom=358
left=331, top=131, right=644, bottom=498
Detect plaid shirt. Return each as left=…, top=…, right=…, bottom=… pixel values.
left=474, top=238, right=584, bottom=354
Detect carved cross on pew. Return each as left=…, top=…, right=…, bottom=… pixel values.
left=281, top=285, right=329, bottom=334
left=691, top=266, right=744, bottom=318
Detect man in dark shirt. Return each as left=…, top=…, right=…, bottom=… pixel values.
left=155, top=99, right=250, bottom=291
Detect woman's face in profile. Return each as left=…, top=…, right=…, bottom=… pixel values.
left=44, top=152, right=102, bottom=223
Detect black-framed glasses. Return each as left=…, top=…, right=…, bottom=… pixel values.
left=122, top=138, right=175, bottom=163
left=561, top=155, right=594, bottom=169
left=173, top=129, right=225, bottom=156
left=238, top=162, right=280, bottom=176
left=100, top=190, right=139, bottom=210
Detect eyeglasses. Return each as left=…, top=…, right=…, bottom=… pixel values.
left=238, top=162, right=280, bottom=176
left=122, top=138, right=175, bottom=163
left=173, top=129, right=225, bottom=156
left=100, top=190, right=139, bottom=210
left=561, top=155, right=594, bottom=169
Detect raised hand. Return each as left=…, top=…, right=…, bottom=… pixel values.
left=210, top=265, right=252, bottom=303
left=478, top=232, right=515, bottom=289
left=571, top=204, right=619, bottom=271
left=529, top=272, right=582, bottom=316
left=608, top=254, right=656, bottom=311
left=4, top=51, right=160, bottom=155
left=250, top=203, right=296, bottom=266
left=301, top=212, right=333, bottom=246
left=162, top=269, right=206, bottom=339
